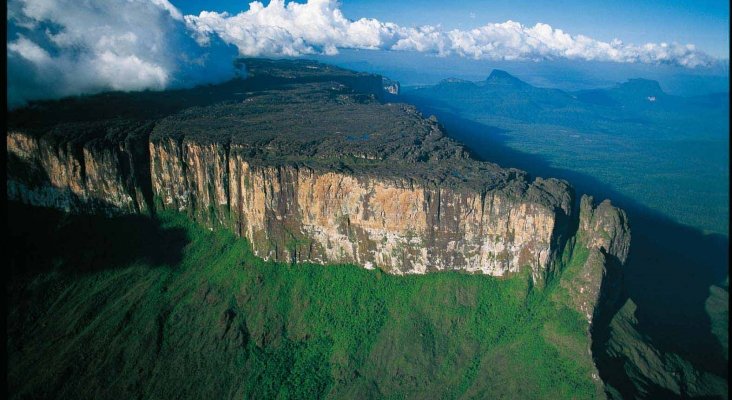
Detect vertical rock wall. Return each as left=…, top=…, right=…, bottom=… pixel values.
left=149, top=138, right=574, bottom=278
left=563, top=195, right=631, bottom=323
left=7, top=128, right=151, bottom=215
left=6, top=122, right=630, bottom=287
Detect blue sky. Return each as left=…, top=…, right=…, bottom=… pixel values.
left=172, top=0, right=729, bottom=58
left=7, top=0, right=728, bottom=106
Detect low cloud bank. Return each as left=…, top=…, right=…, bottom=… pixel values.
left=7, top=0, right=237, bottom=108
left=7, top=0, right=718, bottom=107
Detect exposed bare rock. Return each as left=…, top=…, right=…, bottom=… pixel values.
left=138, top=79, right=575, bottom=280
left=564, top=195, right=631, bottom=323
left=7, top=121, right=152, bottom=215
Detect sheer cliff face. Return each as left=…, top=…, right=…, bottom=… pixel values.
left=7, top=123, right=626, bottom=287
left=150, top=137, right=568, bottom=277
left=7, top=127, right=151, bottom=215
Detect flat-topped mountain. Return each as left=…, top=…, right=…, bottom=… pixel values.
left=485, top=69, right=532, bottom=87
left=7, top=58, right=628, bottom=285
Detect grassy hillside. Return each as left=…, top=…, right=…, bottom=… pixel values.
left=7, top=203, right=599, bottom=399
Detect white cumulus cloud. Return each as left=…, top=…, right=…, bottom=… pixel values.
left=185, top=0, right=716, bottom=68
left=6, top=0, right=719, bottom=107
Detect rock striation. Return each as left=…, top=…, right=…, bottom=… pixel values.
left=150, top=139, right=571, bottom=278
left=7, top=121, right=152, bottom=215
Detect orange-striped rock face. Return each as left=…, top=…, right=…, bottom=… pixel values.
left=7, top=127, right=576, bottom=280
left=7, top=130, right=149, bottom=214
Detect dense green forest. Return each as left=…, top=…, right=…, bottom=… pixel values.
left=7, top=202, right=599, bottom=399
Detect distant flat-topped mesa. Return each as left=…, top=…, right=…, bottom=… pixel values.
left=7, top=58, right=627, bottom=283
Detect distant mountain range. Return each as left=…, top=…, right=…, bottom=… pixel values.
left=403, top=70, right=729, bottom=137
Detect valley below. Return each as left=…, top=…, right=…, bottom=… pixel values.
left=7, top=201, right=603, bottom=399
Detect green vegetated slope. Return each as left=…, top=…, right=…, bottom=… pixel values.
left=8, top=202, right=598, bottom=399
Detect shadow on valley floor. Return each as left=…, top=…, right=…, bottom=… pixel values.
left=7, top=202, right=189, bottom=278
left=404, top=100, right=729, bottom=398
